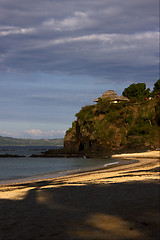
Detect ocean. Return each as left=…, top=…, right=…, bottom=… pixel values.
left=0, top=146, right=118, bottom=184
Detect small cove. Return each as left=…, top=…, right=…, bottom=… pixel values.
left=0, top=146, right=118, bottom=184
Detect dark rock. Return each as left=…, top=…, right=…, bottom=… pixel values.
left=0, top=153, right=25, bottom=158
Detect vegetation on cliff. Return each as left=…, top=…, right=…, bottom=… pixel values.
left=64, top=80, right=160, bottom=155
left=122, top=79, right=160, bottom=100
left=122, top=83, right=150, bottom=100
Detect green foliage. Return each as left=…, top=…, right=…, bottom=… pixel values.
left=126, top=136, right=145, bottom=149
left=125, top=114, right=134, bottom=124
left=155, top=99, right=160, bottom=126
left=66, top=121, right=77, bottom=134
left=127, top=123, right=151, bottom=136
left=106, top=111, right=120, bottom=123
left=93, top=118, right=109, bottom=141
left=120, top=128, right=127, bottom=146
left=107, top=128, right=115, bottom=139
left=152, top=79, right=160, bottom=96
left=93, top=119, right=115, bottom=142
left=95, top=98, right=110, bottom=114
left=127, top=106, right=155, bottom=138
left=65, top=80, right=160, bottom=152
left=138, top=108, right=154, bottom=123
left=75, top=105, right=94, bottom=122
left=123, top=83, right=150, bottom=100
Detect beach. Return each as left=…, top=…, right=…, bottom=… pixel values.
left=0, top=150, right=159, bottom=240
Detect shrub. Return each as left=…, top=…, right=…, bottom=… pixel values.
left=155, top=99, right=160, bottom=126
left=75, top=105, right=94, bottom=122
left=125, top=115, right=134, bottom=124
left=123, top=83, right=150, bottom=100
left=152, top=79, right=160, bottom=96
left=106, top=111, right=120, bottom=123
left=95, top=98, right=110, bottom=114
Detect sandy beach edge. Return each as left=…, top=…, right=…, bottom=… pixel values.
left=0, top=150, right=159, bottom=240
left=0, top=150, right=159, bottom=191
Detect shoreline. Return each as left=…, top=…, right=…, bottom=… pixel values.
left=0, top=150, right=159, bottom=188
left=0, top=156, right=138, bottom=187
left=0, top=159, right=124, bottom=186
left=0, top=150, right=159, bottom=240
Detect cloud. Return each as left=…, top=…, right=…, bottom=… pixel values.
left=24, top=129, right=65, bottom=139
left=0, top=26, right=35, bottom=36
left=0, top=130, right=21, bottom=138
left=0, top=0, right=158, bottom=81
left=42, top=11, right=95, bottom=31
left=0, top=129, right=65, bottom=139
left=2, top=30, right=157, bottom=80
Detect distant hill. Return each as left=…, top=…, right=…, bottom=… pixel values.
left=0, top=136, right=64, bottom=146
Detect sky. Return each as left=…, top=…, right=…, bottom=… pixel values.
left=0, top=0, right=159, bottom=139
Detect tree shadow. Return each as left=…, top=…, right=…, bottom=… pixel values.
left=123, top=167, right=160, bottom=174
left=0, top=180, right=159, bottom=240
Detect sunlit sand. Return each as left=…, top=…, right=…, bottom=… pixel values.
left=0, top=150, right=159, bottom=240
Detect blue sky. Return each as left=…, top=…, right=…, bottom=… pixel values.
left=0, top=0, right=159, bottom=139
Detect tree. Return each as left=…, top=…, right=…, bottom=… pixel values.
left=152, top=79, right=160, bottom=96
left=122, top=83, right=150, bottom=100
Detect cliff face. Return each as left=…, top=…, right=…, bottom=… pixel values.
left=64, top=98, right=160, bottom=155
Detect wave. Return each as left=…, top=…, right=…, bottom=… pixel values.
left=103, top=161, right=119, bottom=167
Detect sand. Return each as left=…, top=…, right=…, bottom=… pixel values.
left=0, top=150, right=159, bottom=240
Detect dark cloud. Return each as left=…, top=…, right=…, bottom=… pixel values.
left=0, top=0, right=158, bottom=31
left=0, top=0, right=158, bottom=82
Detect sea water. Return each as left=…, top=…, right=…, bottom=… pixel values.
left=0, top=146, right=118, bottom=184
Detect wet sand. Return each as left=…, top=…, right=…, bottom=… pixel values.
left=0, top=150, right=159, bottom=240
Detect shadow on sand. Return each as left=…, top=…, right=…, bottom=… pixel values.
left=0, top=180, right=159, bottom=240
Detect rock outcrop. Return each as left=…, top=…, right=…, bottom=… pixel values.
left=63, top=97, right=160, bottom=156
left=41, top=96, right=160, bottom=158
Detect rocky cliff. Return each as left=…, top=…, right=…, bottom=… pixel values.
left=63, top=97, right=160, bottom=156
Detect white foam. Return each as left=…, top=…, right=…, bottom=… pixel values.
left=104, top=161, right=119, bottom=167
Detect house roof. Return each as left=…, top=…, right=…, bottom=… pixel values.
left=119, top=95, right=130, bottom=101
left=93, top=90, right=129, bottom=102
